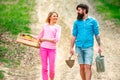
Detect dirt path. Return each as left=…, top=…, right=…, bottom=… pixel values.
left=3, top=0, right=120, bottom=80
left=29, top=0, right=120, bottom=80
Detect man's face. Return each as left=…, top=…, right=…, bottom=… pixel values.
left=77, top=7, right=84, bottom=20
left=77, top=7, right=83, bottom=14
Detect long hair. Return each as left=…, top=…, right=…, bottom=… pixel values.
left=46, top=12, right=58, bottom=23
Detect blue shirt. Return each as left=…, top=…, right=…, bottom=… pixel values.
left=72, top=17, right=99, bottom=48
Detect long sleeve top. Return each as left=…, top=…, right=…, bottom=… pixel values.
left=37, top=23, right=61, bottom=49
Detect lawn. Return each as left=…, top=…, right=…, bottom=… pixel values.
left=93, top=0, right=120, bottom=27
left=0, top=0, right=35, bottom=35
left=0, top=0, right=35, bottom=79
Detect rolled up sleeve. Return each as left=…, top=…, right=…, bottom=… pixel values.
left=53, top=26, right=61, bottom=42
left=93, top=19, right=99, bottom=36
left=72, top=22, right=78, bottom=37
left=37, top=27, right=44, bottom=39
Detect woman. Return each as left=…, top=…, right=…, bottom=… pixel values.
left=37, top=12, right=61, bottom=80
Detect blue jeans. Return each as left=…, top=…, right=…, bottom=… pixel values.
left=75, top=46, right=94, bottom=65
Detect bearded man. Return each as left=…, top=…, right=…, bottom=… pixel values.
left=70, top=4, right=102, bottom=80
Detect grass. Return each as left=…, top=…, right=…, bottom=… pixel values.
left=0, top=0, right=35, bottom=35
left=93, top=0, right=120, bottom=27
left=0, top=0, right=35, bottom=79
left=0, top=44, right=27, bottom=79
left=0, top=46, right=8, bottom=58
left=0, top=70, right=4, bottom=79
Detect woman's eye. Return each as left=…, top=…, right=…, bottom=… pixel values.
left=53, top=16, right=57, bottom=17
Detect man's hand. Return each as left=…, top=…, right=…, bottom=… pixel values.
left=70, top=36, right=76, bottom=55
left=70, top=48, right=74, bottom=55
left=98, top=46, right=102, bottom=54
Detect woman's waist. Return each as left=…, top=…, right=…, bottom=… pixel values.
left=40, top=42, right=56, bottom=49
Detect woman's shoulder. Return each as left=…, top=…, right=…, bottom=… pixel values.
left=43, top=23, right=48, bottom=26
left=55, top=24, right=61, bottom=29
left=55, top=24, right=61, bottom=27
left=41, top=23, right=49, bottom=28
left=42, top=23, right=61, bottom=29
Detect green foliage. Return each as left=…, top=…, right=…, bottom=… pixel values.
left=0, top=1, right=35, bottom=79
left=93, top=0, right=120, bottom=27
left=107, top=0, right=120, bottom=7
left=0, top=46, right=16, bottom=67
left=0, top=46, right=8, bottom=58
left=0, top=45, right=26, bottom=65
left=0, top=0, right=35, bottom=35
left=0, top=70, right=4, bottom=79
left=0, top=0, right=35, bottom=63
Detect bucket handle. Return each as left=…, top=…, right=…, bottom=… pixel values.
left=99, top=52, right=104, bottom=57
left=69, top=54, right=73, bottom=60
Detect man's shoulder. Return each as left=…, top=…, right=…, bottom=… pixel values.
left=74, top=20, right=81, bottom=24
left=87, top=16, right=97, bottom=21
left=74, top=20, right=78, bottom=22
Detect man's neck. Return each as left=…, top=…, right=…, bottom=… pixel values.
left=83, top=14, right=87, bottom=20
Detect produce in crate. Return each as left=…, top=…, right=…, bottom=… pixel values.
left=16, top=33, right=40, bottom=48
left=21, top=34, right=38, bottom=42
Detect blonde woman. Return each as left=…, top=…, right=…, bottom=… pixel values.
left=37, top=12, right=61, bottom=80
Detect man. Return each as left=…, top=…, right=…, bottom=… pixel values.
left=70, top=4, right=102, bottom=80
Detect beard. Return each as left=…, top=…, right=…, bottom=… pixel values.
left=77, top=13, right=84, bottom=20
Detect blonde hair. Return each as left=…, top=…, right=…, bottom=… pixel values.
left=46, top=12, right=58, bottom=23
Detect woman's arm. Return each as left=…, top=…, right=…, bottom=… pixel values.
left=37, top=26, right=44, bottom=39
left=53, top=26, right=61, bottom=42
left=40, top=38, right=55, bottom=43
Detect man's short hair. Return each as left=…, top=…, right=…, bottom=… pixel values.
left=76, top=4, right=89, bottom=14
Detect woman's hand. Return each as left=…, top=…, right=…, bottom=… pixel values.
left=39, top=38, right=44, bottom=42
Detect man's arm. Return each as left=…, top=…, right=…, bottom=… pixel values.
left=95, top=34, right=102, bottom=53
left=95, top=34, right=101, bottom=46
left=70, top=36, right=76, bottom=55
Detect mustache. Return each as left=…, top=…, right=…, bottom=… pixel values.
left=77, top=13, right=84, bottom=20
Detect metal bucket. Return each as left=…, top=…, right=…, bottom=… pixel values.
left=65, top=55, right=75, bottom=68
left=95, top=53, right=105, bottom=72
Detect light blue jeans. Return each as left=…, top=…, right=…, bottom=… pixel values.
left=75, top=46, right=94, bottom=65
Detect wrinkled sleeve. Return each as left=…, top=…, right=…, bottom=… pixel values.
left=53, top=26, right=61, bottom=42
left=72, top=22, right=78, bottom=37
left=93, top=19, right=99, bottom=36
left=36, top=27, right=44, bottom=39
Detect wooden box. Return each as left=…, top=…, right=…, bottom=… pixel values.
left=16, top=33, right=40, bottom=48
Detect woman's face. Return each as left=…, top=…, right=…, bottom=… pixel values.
left=50, top=13, right=58, bottom=23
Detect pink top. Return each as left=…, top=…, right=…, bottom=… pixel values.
left=37, top=23, right=61, bottom=49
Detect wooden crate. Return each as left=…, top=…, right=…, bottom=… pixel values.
left=16, top=33, right=40, bottom=48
